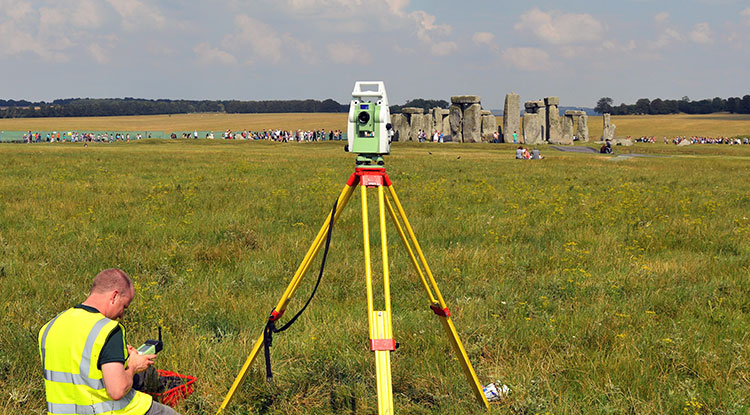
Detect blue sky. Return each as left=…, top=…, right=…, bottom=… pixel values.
left=1, top=0, right=748, bottom=108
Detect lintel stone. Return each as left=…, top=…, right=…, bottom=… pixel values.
left=450, top=95, right=481, bottom=104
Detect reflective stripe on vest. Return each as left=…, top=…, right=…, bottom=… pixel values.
left=46, top=389, right=136, bottom=415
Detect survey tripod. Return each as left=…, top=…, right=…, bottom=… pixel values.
left=217, top=164, right=490, bottom=414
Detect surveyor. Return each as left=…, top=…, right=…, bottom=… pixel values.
left=38, top=268, right=180, bottom=415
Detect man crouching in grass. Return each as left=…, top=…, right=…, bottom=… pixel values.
left=38, top=268, right=181, bottom=415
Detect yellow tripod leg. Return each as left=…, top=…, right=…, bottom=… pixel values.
left=362, top=185, right=395, bottom=415
left=217, top=182, right=356, bottom=415
left=386, top=185, right=490, bottom=409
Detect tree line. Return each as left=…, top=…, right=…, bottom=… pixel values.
left=0, top=97, right=452, bottom=119
left=595, top=95, right=750, bottom=115
left=0, top=98, right=349, bottom=118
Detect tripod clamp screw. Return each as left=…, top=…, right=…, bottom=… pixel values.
left=430, top=304, right=451, bottom=317
left=268, top=309, right=284, bottom=322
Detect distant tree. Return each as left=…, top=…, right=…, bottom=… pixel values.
left=594, top=97, right=614, bottom=114
left=711, top=97, right=725, bottom=113
left=741, top=95, right=750, bottom=114
left=635, top=98, right=651, bottom=115
left=726, top=97, right=740, bottom=113
left=649, top=98, right=666, bottom=114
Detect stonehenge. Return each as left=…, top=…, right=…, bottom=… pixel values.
left=388, top=93, right=594, bottom=145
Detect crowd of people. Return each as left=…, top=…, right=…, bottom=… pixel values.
left=21, top=131, right=150, bottom=143
left=414, top=129, right=446, bottom=142
left=170, top=128, right=344, bottom=142
left=14, top=129, right=750, bottom=148
left=515, top=146, right=544, bottom=159
left=629, top=135, right=750, bottom=145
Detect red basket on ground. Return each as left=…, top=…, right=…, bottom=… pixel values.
left=152, top=369, right=197, bottom=407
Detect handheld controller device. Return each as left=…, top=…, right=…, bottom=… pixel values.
left=137, top=327, right=163, bottom=355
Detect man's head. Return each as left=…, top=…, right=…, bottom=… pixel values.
left=86, top=268, right=134, bottom=320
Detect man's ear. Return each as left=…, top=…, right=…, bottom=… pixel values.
left=110, top=289, right=120, bottom=304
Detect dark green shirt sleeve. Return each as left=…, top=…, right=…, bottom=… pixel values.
left=98, top=325, right=126, bottom=369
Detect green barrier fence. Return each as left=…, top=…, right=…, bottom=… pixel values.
left=0, top=130, right=168, bottom=142
left=0, top=130, right=348, bottom=142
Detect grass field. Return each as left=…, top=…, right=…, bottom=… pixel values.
left=1, top=112, right=749, bottom=138
left=1, top=140, right=749, bottom=415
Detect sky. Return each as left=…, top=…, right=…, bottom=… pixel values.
left=1, top=0, right=749, bottom=109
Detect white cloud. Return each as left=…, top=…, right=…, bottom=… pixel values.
left=194, top=42, right=237, bottom=65
left=654, top=12, right=670, bottom=23
left=741, top=8, right=750, bottom=25
left=405, top=10, right=457, bottom=56
left=3, top=0, right=33, bottom=20
left=0, top=2, right=74, bottom=62
left=106, top=0, right=165, bottom=30
left=409, top=9, right=452, bottom=43
left=222, top=14, right=283, bottom=63
left=603, top=39, right=637, bottom=52
left=472, top=32, right=500, bottom=53
left=472, top=32, right=495, bottom=46
left=648, top=27, right=682, bottom=49
left=327, top=41, right=372, bottom=65
left=72, top=0, right=104, bottom=28
left=88, top=43, right=109, bottom=64
left=502, top=47, right=552, bottom=71
left=689, top=22, right=713, bottom=44
left=385, top=0, right=410, bottom=16
left=515, top=7, right=604, bottom=45
left=431, top=41, right=457, bottom=56
left=282, top=33, right=319, bottom=64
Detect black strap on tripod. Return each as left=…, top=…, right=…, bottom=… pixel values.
left=264, top=198, right=338, bottom=382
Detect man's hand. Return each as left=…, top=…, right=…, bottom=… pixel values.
left=101, top=345, right=156, bottom=400
left=126, top=345, right=156, bottom=374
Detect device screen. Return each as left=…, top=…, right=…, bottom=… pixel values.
left=360, top=104, right=369, bottom=110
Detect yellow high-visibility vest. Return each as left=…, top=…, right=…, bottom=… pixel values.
left=38, top=308, right=153, bottom=415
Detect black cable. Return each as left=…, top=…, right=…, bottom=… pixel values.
left=264, top=197, right=338, bottom=382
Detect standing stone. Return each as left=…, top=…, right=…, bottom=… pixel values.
left=402, top=107, right=423, bottom=141
left=577, top=114, right=589, bottom=142
left=536, top=103, right=546, bottom=141
left=410, top=113, right=425, bottom=141
left=481, top=110, right=497, bottom=142
left=431, top=108, right=442, bottom=133
left=602, top=113, right=616, bottom=141
left=463, top=103, right=482, bottom=143
left=523, top=113, right=543, bottom=145
left=423, top=114, right=433, bottom=136
left=561, top=115, right=574, bottom=144
left=449, top=104, right=463, bottom=143
left=545, top=97, right=561, bottom=143
left=502, top=93, right=521, bottom=143
left=442, top=115, right=451, bottom=139
left=390, top=113, right=408, bottom=142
